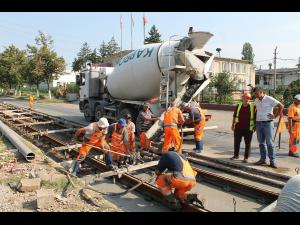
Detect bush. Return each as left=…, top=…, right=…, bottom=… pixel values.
left=283, top=80, right=300, bottom=107
left=66, top=83, right=79, bottom=93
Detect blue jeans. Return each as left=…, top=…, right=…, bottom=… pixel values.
left=256, top=121, right=276, bottom=163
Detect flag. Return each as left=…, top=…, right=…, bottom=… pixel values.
left=277, top=112, right=286, bottom=133
left=131, top=13, right=134, bottom=28
left=143, top=15, right=148, bottom=26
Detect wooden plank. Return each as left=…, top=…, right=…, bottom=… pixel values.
left=96, top=160, right=158, bottom=178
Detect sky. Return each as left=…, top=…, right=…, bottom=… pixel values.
left=0, top=12, right=300, bottom=70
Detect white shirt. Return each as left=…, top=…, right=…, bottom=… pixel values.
left=84, top=122, right=107, bottom=138
left=255, top=95, right=280, bottom=121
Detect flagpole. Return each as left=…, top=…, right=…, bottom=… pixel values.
left=143, top=13, right=145, bottom=45
left=131, top=13, right=133, bottom=50
left=120, top=14, right=123, bottom=51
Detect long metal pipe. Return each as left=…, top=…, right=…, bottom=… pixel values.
left=0, top=121, right=35, bottom=161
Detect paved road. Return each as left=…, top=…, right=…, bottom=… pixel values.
left=1, top=96, right=299, bottom=177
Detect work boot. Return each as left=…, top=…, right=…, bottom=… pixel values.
left=186, top=193, right=205, bottom=208
left=164, top=195, right=182, bottom=211
left=243, top=158, right=248, bottom=163
left=230, top=156, right=239, bottom=160
left=193, top=141, right=203, bottom=154
left=288, top=152, right=300, bottom=158
left=254, top=159, right=267, bottom=165
left=270, top=162, right=278, bottom=169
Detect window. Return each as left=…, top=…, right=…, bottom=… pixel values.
left=263, top=76, right=270, bottom=85
left=222, top=62, right=229, bottom=72
left=242, top=65, right=246, bottom=74
left=236, top=64, right=240, bottom=73
left=230, top=63, right=235, bottom=73
left=255, top=75, right=259, bottom=85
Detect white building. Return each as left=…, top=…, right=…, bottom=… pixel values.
left=39, top=69, right=76, bottom=88
left=255, top=68, right=300, bottom=90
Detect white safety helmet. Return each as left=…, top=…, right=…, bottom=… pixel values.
left=98, top=117, right=109, bottom=128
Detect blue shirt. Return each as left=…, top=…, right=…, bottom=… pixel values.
left=157, top=151, right=186, bottom=173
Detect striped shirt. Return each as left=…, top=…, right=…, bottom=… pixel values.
left=136, top=109, right=154, bottom=133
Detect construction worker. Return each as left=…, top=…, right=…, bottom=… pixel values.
left=287, top=94, right=300, bottom=158
left=126, top=114, right=136, bottom=152
left=155, top=147, right=199, bottom=210
left=231, top=93, right=256, bottom=163
left=162, top=101, right=185, bottom=153
left=136, top=102, right=159, bottom=151
left=253, top=86, right=284, bottom=168
left=70, top=117, right=110, bottom=175
left=29, top=94, right=34, bottom=110
left=106, top=118, right=130, bottom=167
left=184, top=102, right=206, bottom=154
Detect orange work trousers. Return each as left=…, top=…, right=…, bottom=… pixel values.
left=162, top=126, right=181, bottom=153
left=194, top=122, right=205, bottom=141
left=289, top=123, right=300, bottom=153
left=140, top=132, right=151, bottom=150
left=29, top=101, right=33, bottom=110
left=156, top=174, right=196, bottom=203
left=110, top=144, right=127, bottom=162
left=77, top=139, right=105, bottom=160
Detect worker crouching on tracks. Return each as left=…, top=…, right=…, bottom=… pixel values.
left=231, top=93, right=256, bottom=163
left=105, top=118, right=130, bottom=167
left=183, top=102, right=206, bottom=154
left=162, top=101, right=185, bottom=154
left=287, top=94, right=300, bottom=158
left=70, top=117, right=110, bottom=176
left=155, top=147, right=200, bottom=210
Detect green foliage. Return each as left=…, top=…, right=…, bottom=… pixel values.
left=283, top=80, right=300, bottom=107
left=241, top=42, right=255, bottom=63
left=0, top=45, right=27, bottom=91
left=41, top=177, right=68, bottom=190
left=145, top=25, right=162, bottom=44
left=66, top=83, right=79, bottom=93
left=211, top=72, right=238, bottom=104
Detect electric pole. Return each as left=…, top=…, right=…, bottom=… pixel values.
left=273, top=46, right=278, bottom=90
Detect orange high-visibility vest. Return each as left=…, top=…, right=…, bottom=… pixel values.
left=164, top=107, right=180, bottom=126
left=178, top=154, right=197, bottom=181
left=112, top=124, right=125, bottom=149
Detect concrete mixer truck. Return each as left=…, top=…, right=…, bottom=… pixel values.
left=76, top=28, right=215, bottom=140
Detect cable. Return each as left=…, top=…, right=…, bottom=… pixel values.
left=254, top=58, right=273, bottom=63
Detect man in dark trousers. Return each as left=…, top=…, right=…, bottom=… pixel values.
left=231, top=93, right=256, bottom=163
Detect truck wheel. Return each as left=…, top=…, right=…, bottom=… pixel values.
left=95, top=105, right=103, bottom=122
left=84, top=104, right=95, bottom=122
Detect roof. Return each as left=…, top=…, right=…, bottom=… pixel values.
left=214, top=56, right=252, bottom=64
left=256, top=68, right=300, bottom=76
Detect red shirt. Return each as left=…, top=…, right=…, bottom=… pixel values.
left=233, top=104, right=256, bottom=129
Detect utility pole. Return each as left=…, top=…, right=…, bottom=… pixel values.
left=273, top=46, right=278, bottom=90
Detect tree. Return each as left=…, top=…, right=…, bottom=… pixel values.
left=72, top=42, right=92, bottom=72
left=27, top=31, right=65, bottom=99
left=283, top=80, right=300, bottom=107
left=211, top=72, right=238, bottom=104
left=241, top=42, right=255, bottom=63
left=0, top=45, right=27, bottom=95
left=99, top=41, right=109, bottom=61
left=296, top=57, right=300, bottom=69
left=106, top=36, right=120, bottom=55
left=216, top=48, right=222, bottom=57
left=145, top=25, right=162, bottom=44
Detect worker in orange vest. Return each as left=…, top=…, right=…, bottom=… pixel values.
left=29, top=94, right=34, bottom=110
left=106, top=118, right=130, bottom=167
left=70, top=117, right=110, bottom=175
left=162, top=101, right=185, bottom=153
left=287, top=94, right=300, bottom=158
left=155, top=147, right=200, bottom=210
left=184, top=102, right=206, bottom=154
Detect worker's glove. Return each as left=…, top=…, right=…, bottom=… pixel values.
left=155, top=169, right=161, bottom=176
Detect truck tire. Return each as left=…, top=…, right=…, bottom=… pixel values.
left=94, top=105, right=103, bottom=122
left=84, top=104, right=95, bottom=122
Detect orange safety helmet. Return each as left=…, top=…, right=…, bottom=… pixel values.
left=242, top=93, right=251, bottom=100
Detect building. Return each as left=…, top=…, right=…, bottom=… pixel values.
left=255, top=68, right=300, bottom=90
left=210, top=57, right=256, bottom=90
left=39, top=68, right=76, bottom=88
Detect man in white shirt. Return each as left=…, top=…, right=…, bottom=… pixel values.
left=253, top=87, right=284, bottom=168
